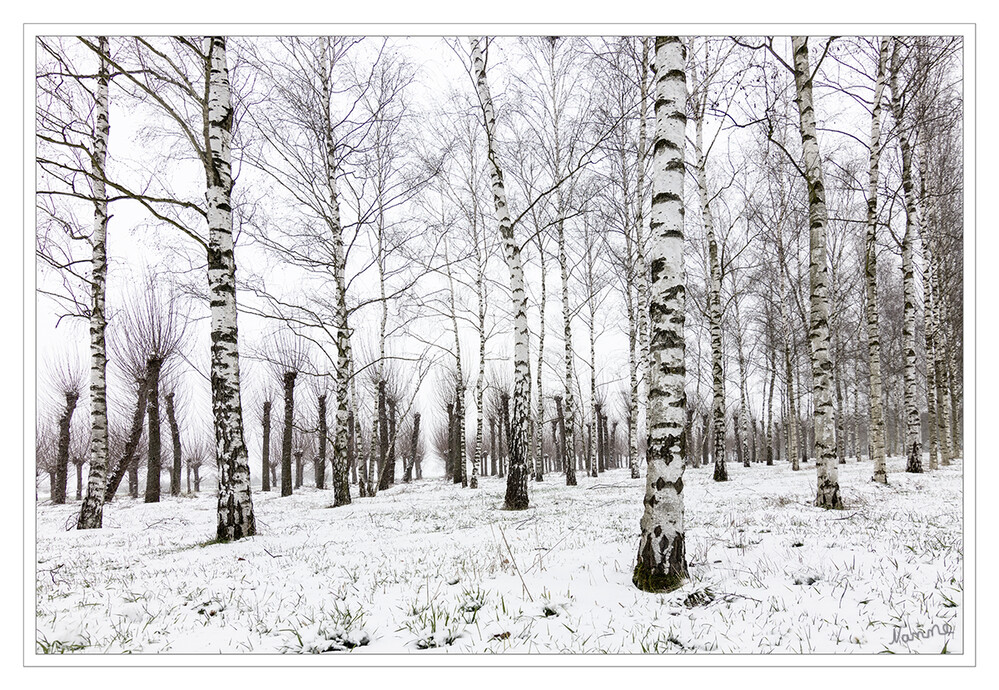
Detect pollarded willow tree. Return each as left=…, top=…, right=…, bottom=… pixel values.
left=634, top=35, right=689, bottom=593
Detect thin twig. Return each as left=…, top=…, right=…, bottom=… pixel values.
left=498, top=525, right=533, bottom=602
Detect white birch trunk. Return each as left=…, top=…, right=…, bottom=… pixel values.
left=470, top=37, right=530, bottom=509
left=919, top=144, right=939, bottom=471
left=634, top=36, right=688, bottom=592
left=695, top=118, right=728, bottom=482
left=558, top=219, right=578, bottom=486
left=866, top=38, right=890, bottom=484
left=534, top=238, right=546, bottom=482
left=791, top=36, right=842, bottom=508
left=77, top=36, right=111, bottom=530
left=205, top=36, right=256, bottom=540
left=889, top=39, right=923, bottom=474
left=635, top=38, right=651, bottom=449
left=319, top=38, right=352, bottom=506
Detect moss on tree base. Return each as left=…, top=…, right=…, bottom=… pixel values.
left=632, top=562, right=686, bottom=593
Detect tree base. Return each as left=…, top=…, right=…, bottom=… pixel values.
left=633, top=561, right=687, bottom=593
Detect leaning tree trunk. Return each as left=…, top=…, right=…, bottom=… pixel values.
left=261, top=401, right=271, bottom=492
left=280, top=371, right=297, bottom=497
left=634, top=35, right=689, bottom=593
left=166, top=392, right=182, bottom=496
left=470, top=36, right=530, bottom=510
left=864, top=41, right=890, bottom=484
left=77, top=35, right=111, bottom=529
left=104, top=374, right=149, bottom=502
left=889, top=39, right=923, bottom=475
left=204, top=36, right=255, bottom=540
left=53, top=391, right=80, bottom=504
left=791, top=36, right=843, bottom=508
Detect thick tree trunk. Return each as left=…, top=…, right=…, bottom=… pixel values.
left=261, top=401, right=271, bottom=492
left=53, top=391, right=79, bottom=505
left=294, top=451, right=303, bottom=489
left=470, top=37, right=530, bottom=510
left=791, top=36, right=843, bottom=508
left=281, top=371, right=296, bottom=497
left=194, top=465, right=201, bottom=493
left=77, top=35, right=111, bottom=529
left=145, top=357, right=164, bottom=503
left=377, top=380, right=390, bottom=490
left=634, top=36, right=689, bottom=593
left=75, top=462, right=83, bottom=501
left=595, top=403, right=604, bottom=474
left=204, top=36, right=255, bottom=541
left=404, top=412, right=420, bottom=483
left=166, top=392, right=182, bottom=496
left=317, top=393, right=327, bottom=489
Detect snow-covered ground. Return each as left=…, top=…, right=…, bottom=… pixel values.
left=34, top=456, right=963, bottom=654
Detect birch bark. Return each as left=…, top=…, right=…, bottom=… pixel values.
left=633, top=36, right=688, bottom=593
left=204, top=36, right=256, bottom=540
left=470, top=37, right=530, bottom=509
left=919, top=145, right=939, bottom=471
left=889, top=39, right=923, bottom=474
left=77, top=36, right=111, bottom=529
left=791, top=36, right=842, bottom=508
left=318, top=38, right=353, bottom=507
left=866, top=38, right=890, bottom=483
left=694, top=118, right=728, bottom=482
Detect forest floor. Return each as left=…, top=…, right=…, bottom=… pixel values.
left=34, top=455, right=964, bottom=655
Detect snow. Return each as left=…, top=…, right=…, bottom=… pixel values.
left=34, top=456, right=963, bottom=654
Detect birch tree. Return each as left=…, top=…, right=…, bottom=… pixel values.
left=889, top=38, right=923, bottom=474
left=790, top=36, right=842, bottom=508
left=469, top=37, right=531, bottom=509
left=865, top=38, right=890, bottom=484
left=634, top=36, right=689, bottom=593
